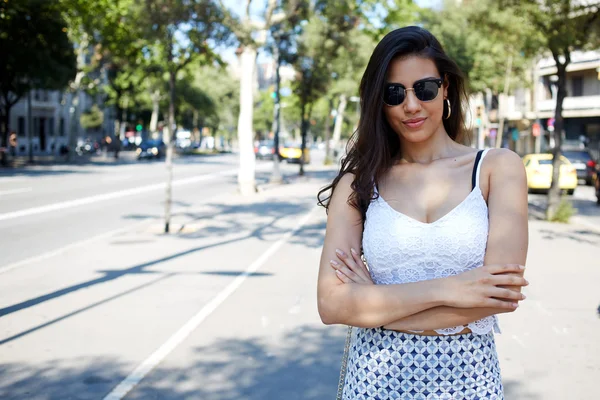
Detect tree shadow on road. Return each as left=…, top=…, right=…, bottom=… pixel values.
left=0, top=197, right=325, bottom=344
left=0, top=324, right=346, bottom=400
left=0, top=323, right=545, bottom=400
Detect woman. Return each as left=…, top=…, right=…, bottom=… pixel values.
left=317, top=26, right=529, bottom=399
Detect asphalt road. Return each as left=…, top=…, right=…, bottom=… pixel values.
left=0, top=152, right=313, bottom=269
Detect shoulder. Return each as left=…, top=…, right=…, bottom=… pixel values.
left=478, top=149, right=526, bottom=199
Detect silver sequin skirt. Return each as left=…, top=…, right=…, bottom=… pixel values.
left=342, top=328, right=504, bottom=400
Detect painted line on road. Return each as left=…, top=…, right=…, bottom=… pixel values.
left=511, top=334, right=527, bottom=348
left=0, top=219, right=154, bottom=275
left=0, top=187, right=32, bottom=196
left=0, top=168, right=238, bottom=222
left=102, top=206, right=319, bottom=400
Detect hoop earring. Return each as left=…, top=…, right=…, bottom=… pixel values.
left=444, top=99, right=452, bottom=120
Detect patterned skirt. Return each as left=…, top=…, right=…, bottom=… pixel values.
left=341, top=328, right=503, bottom=400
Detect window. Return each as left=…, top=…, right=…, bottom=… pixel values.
left=18, top=116, right=25, bottom=136
left=572, top=76, right=583, bottom=97
left=59, top=118, right=65, bottom=136
left=34, top=90, right=40, bottom=101
left=33, top=117, right=39, bottom=135
left=49, top=118, right=55, bottom=136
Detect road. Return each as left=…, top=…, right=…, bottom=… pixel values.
left=0, top=153, right=313, bottom=269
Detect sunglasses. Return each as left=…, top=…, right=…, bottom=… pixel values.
left=383, top=78, right=443, bottom=106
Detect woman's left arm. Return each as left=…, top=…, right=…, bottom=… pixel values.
left=334, top=149, right=530, bottom=331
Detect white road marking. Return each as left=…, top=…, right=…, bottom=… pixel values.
left=0, top=219, right=153, bottom=275
left=534, top=301, right=553, bottom=316
left=102, top=206, right=318, bottom=400
left=0, top=169, right=238, bottom=222
left=511, top=334, right=527, bottom=348
left=0, top=187, right=32, bottom=196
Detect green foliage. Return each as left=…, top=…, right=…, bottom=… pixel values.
left=254, top=89, right=276, bottom=135
left=420, top=0, right=539, bottom=94
left=79, top=104, right=104, bottom=129
left=0, top=0, right=76, bottom=144
left=548, top=197, right=577, bottom=223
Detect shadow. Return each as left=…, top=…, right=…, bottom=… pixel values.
left=538, top=228, right=600, bottom=245
left=199, top=271, right=273, bottom=277
left=503, top=379, right=543, bottom=400
left=127, top=325, right=346, bottom=400
left=0, top=198, right=320, bottom=341
left=0, top=324, right=346, bottom=400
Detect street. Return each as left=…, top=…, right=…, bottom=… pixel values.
left=1, top=152, right=599, bottom=399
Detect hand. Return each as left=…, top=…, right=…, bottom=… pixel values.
left=330, top=248, right=374, bottom=285
left=442, top=264, right=529, bottom=309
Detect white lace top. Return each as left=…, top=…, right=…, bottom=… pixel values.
left=362, top=149, right=500, bottom=335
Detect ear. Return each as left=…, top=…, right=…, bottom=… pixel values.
left=443, top=76, right=450, bottom=99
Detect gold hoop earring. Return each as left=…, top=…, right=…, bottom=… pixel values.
left=444, top=99, right=452, bottom=120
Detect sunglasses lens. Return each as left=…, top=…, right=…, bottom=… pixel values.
left=384, top=84, right=405, bottom=106
left=415, top=81, right=440, bottom=102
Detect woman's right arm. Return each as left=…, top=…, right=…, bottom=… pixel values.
left=317, top=173, right=527, bottom=329
left=318, top=173, right=454, bottom=328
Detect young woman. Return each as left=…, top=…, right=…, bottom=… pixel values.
left=317, top=26, right=529, bottom=399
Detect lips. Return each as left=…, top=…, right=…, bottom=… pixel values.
left=402, top=117, right=426, bottom=129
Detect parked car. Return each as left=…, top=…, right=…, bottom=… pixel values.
left=522, top=153, right=577, bottom=195
left=136, top=139, right=166, bottom=160
left=561, top=149, right=596, bottom=185
left=254, top=140, right=275, bottom=160
left=594, top=165, right=600, bottom=205
left=280, top=142, right=311, bottom=164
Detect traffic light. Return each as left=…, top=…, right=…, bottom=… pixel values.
left=136, top=124, right=142, bottom=132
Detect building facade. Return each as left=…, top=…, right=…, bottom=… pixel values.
left=502, top=50, right=600, bottom=159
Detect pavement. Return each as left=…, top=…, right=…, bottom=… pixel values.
left=0, top=159, right=599, bottom=399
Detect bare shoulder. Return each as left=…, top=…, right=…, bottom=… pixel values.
left=329, top=172, right=357, bottom=209
left=480, top=149, right=526, bottom=199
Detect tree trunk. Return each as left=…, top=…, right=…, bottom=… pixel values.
left=0, top=106, right=9, bottom=149
left=164, top=69, right=176, bottom=233
left=546, top=58, right=568, bottom=220
left=27, top=89, right=33, bottom=163
left=150, top=90, right=160, bottom=134
left=324, top=97, right=333, bottom=165
left=237, top=46, right=258, bottom=195
left=299, top=101, right=311, bottom=176
left=331, top=93, right=347, bottom=155
left=496, top=55, right=512, bottom=149
left=270, top=44, right=282, bottom=184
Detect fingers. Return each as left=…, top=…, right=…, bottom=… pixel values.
left=335, top=248, right=372, bottom=283
left=490, top=287, right=526, bottom=301
left=487, top=264, right=526, bottom=275
left=485, top=298, right=520, bottom=310
left=334, top=269, right=352, bottom=283
left=491, top=274, right=529, bottom=287
left=331, top=260, right=363, bottom=282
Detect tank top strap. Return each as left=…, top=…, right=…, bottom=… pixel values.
left=472, top=149, right=491, bottom=190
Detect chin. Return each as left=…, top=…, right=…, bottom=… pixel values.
left=399, top=129, right=434, bottom=143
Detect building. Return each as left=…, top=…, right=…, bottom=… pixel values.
left=502, top=50, right=600, bottom=158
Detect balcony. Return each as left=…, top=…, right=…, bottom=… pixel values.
left=536, top=95, right=600, bottom=118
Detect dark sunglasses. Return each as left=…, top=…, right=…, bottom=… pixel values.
left=383, top=78, right=443, bottom=106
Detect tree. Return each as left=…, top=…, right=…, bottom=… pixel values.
left=218, top=0, right=303, bottom=195
left=141, top=0, right=230, bottom=233
left=500, top=0, right=599, bottom=219
left=0, top=0, right=76, bottom=151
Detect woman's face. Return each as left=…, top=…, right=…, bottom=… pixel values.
left=382, top=56, right=448, bottom=144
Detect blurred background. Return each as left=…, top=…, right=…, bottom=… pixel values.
left=0, top=0, right=599, bottom=399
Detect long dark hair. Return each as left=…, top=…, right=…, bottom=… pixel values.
left=317, top=26, right=470, bottom=220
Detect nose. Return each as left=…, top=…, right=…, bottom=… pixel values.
left=403, top=89, right=421, bottom=114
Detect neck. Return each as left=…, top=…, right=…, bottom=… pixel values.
left=398, top=127, right=460, bottom=164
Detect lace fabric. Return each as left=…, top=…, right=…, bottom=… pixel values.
left=362, top=149, right=499, bottom=335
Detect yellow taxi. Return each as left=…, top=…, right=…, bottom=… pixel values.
left=522, top=153, right=577, bottom=194
left=279, top=142, right=311, bottom=164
